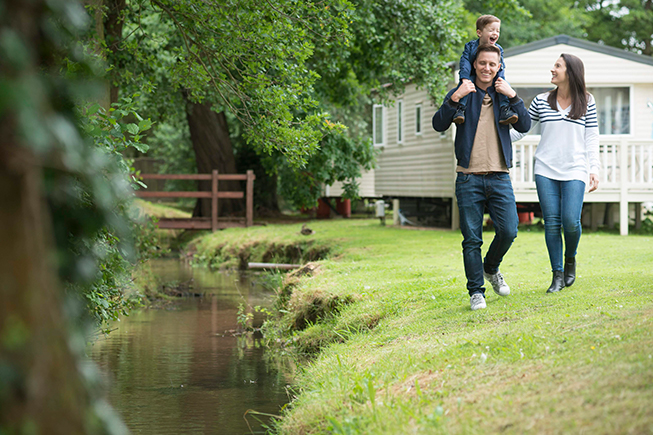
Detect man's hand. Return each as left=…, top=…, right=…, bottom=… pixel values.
left=451, top=79, right=476, bottom=102
left=495, top=78, right=516, bottom=99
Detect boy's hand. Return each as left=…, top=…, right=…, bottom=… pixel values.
left=495, top=78, right=516, bottom=99
left=451, top=80, right=476, bottom=102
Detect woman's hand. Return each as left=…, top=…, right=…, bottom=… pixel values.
left=589, top=173, right=599, bottom=192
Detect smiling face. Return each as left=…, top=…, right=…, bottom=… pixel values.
left=551, top=56, right=568, bottom=86
left=473, top=50, right=501, bottom=89
left=476, top=22, right=501, bottom=46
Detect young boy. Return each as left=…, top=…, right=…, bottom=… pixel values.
left=453, top=15, right=518, bottom=125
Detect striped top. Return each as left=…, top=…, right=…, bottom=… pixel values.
left=512, top=91, right=600, bottom=183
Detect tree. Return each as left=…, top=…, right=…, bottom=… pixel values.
left=100, top=0, right=472, bottom=211
left=0, top=0, right=129, bottom=432
left=98, top=0, right=350, bottom=213
left=461, top=0, right=587, bottom=49
left=581, top=0, right=653, bottom=56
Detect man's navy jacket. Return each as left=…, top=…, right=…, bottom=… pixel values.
left=431, top=86, right=531, bottom=169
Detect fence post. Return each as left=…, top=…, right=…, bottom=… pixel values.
left=246, top=170, right=254, bottom=227
left=212, top=169, right=219, bottom=232
left=619, top=139, right=628, bottom=236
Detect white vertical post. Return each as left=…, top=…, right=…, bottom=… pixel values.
left=648, top=145, right=652, bottom=183
left=611, top=144, right=616, bottom=183
left=602, top=144, right=608, bottom=183
left=528, top=144, right=534, bottom=183
left=631, top=143, right=636, bottom=183
left=519, top=144, right=525, bottom=183
left=640, top=145, right=645, bottom=183
left=619, top=139, right=629, bottom=235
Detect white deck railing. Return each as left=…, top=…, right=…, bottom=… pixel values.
left=510, top=138, right=653, bottom=235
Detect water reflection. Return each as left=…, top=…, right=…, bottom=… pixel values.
left=88, top=259, right=291, bottom=434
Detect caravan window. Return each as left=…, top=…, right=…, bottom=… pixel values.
left=415, top=104, right=422, bottom=135
left=373, top=104, right=385, bottom=146
left=589, top=87, right=630, bottom=135
left=514, top=86, right=631, bottom=135
left=397, top=100, right=404, bottom=144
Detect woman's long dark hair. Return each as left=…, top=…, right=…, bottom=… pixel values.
left=547, top=53, right=588, bottom=120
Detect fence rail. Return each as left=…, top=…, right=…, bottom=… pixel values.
left=511, top=139, right=653, bottom=187
left=135, top=170, right=255, bottom=231
left=510, top=138, right=653, bottom=235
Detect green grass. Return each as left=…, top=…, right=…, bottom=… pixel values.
left=191, top=219, right=653, bottom=434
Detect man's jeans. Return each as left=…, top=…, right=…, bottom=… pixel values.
left=535, top=175, right=586, bottom=272
left=455, top=172, right=518, bottom=296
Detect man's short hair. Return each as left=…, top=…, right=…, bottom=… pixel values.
left=476, top=15, right=500, bottom=31
left=476, top=43, right=501, bottom=59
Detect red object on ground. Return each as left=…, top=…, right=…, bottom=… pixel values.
left=518, top=212, right=534, bottom=224
left=317, top=198, right=331, bottom=219
left=335, top=198, right=351, bottom=218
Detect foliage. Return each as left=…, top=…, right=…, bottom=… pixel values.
left=581, top=0, right=653, bottom=56
left=73, top=95, right=161, bottom=328
left=1, top=0, right=151, bottom=330
left=460, top=0, right=587, bottom=49
left=313, top=0, right=464, bottom=105
left=107, top=0, right=353, bottom=166
left=276, top=128, right=377, bottom=208
left=100, top=0, right=470, bottom=209
left=269, top=0, right=468, bottom=207
left=0, top=0, right=143, bottom=432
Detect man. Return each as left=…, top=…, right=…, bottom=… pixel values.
left=432, top=44, right=531, bottom=310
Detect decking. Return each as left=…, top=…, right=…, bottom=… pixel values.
left=511, top=138, right=653, bottom=235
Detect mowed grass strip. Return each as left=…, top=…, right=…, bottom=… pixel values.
left=194, top=219, right=653, bottom=434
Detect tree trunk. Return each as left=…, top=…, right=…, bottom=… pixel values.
left=104, top=0, right=127, bottom=104
left=0, top=140, right=91, bottom=434
left=0, top=2, right=91, bottom=431
left=184, top=98, right=243, bottom=217
left=234, top=145, right=280, bottom=215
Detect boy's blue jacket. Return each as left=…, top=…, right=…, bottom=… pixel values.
left=431, top=86, right=531, bottom=169
left=460, top=39, right=506, bottom=81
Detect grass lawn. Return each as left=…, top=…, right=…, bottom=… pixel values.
left=192, top=218, right=653, bottom=434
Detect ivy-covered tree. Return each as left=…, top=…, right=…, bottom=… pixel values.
left=0, top=0, right=132, bottom=432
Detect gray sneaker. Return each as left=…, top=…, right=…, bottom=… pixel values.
left=470, top=293, right=487, bottom=310
left=483, top=270, right=510, bottom=296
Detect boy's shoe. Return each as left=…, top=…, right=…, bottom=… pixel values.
left=470, top=293, right=486, bottom=310
left=499, top=106, right=518, bottom=125
left=453, top=106, right=465, bottom=124
left=483, top=270, right=510, bottom=296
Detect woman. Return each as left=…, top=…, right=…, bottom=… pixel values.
left=512, top=54, right=600, bottom=293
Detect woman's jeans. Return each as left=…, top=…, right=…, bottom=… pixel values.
left=535, top=175, right=586, bottom=272
left=455, top=172, right=518, bottom=296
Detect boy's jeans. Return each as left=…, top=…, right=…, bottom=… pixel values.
left=455, top=75, right=511, bottom=112
left=455, top=172, right=518, bottom=296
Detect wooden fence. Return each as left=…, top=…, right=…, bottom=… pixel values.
left=135, top=170, right=255, bottom=231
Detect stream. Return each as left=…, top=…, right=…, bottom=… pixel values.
left=87, top=258, right=292, bottom=434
